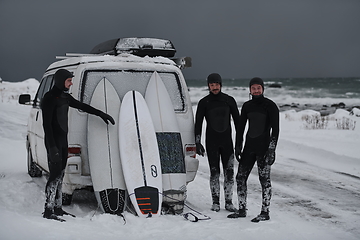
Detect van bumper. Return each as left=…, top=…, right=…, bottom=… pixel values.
left=62, top=156, right=92, bottom=194
left=185, top=156, right=199, bottom=184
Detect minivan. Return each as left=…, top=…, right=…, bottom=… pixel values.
left=19, top=37, right=199, bottom=214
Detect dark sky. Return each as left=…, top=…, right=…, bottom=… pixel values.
left=1, top=0, right=360, bottom=82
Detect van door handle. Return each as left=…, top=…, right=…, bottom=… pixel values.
left=36, top=111, right=39, bottom=121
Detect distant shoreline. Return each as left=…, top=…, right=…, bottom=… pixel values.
left=278, top=103, right=359, bottom=116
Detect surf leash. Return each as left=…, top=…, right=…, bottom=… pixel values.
left=160, top=192, right=211, bottom=222
left=182, top=202, right=211, bottom=222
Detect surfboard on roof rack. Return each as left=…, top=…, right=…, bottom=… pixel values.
left=90, top=37, right=176, bottom=58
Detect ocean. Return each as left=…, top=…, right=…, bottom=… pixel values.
left=185, top=77, right=360, bottom=114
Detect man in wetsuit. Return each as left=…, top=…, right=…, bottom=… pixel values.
left=41, top=69, right=115, bottom=221
left=195, top=73, right=240, bottom=212
left=228, top=77, right=279, bottom=222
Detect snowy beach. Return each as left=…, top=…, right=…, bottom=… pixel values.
left=0, top=79, right=359, bottom=240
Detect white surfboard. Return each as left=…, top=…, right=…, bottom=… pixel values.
left=87, top=78, right=126, bottom=215
left=119, top=90, right=162, bottom=217
left=145, top=71, right=187, bottom=214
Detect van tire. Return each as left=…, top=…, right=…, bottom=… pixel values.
left=27, top=145, right=42, bottom=177
left=62, top=193, right=73, bottom=205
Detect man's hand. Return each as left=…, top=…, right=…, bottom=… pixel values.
left=196, top=143, right=205, bottom=156
left=234, top=145, right=242, bottom=162
left=264, top=137, right=277, bottom=165
left=49, top=147, right=61, bottom=165
left=99, top=112, right=115, bottom=125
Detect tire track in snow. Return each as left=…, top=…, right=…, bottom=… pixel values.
left=193, top=150, right=360, bottom=237
left=271, top=155, right=360, bottom=236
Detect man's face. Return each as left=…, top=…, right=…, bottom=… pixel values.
left=209, top=82, right=221, bottom=95
left=64, top=78, right=73, bottom=89
left=250, top=84, right=263, bottom=96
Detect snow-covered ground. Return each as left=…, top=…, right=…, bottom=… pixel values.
left=0, top=80, right=359, bottom=240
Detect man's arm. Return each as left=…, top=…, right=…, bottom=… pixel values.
left=234, top=103, right=248, bottom=161
left=67, top=94, right=115, bottom=125
left=194, top=99, right=206, bottom=156
left=264, top=101, right=280, bottom=165
left=41, top=93, right=57, bottom=149
left=269, top=101, right=280, bottom=143
left=194, top=99, right=206, bottom=139
left=229, top=97, right=241, bottom=147
left=237, top=103, right=248, bottom=148
left=269, top=101, right=280, bottom=144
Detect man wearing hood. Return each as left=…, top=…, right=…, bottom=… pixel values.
left=228, top=77, right=279, bottom=222
left=194, top=73, right=240, bottom=212
left=41, top=69, right=115, bottom=221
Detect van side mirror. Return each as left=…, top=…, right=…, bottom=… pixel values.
left=19, top=94, right=31, bottom=105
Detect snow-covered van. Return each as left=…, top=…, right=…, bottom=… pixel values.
left=19, top=38, right=199, bottom=206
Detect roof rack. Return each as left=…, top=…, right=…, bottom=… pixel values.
left=56, top=53, right=98, bottom=59
left=54, top=53, right=192, bottom=69
left=89, top=37, right=176, bottom=58
left=54, top=38, right=191, bottom=69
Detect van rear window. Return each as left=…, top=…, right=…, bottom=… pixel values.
left=80, top=70, right=185, bottom=112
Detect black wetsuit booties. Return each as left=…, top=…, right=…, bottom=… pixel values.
left=41, top=69, right=114, bottom=220
left=195, top=89, right=240, bottom=211
left=235, top=81, right=279, bottom=218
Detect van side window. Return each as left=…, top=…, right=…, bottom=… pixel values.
left=34, top=75, right=54, bottom=107
left=43, top=75, right=54, bottom=94
left=34, top=78, right=47, bottom=106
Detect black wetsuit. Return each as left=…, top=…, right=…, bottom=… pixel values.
left=41, top=85, right=110, bottom=213
left=195, top=91, right=240, bottom=205
left=236, top=94, right=279, bottom=213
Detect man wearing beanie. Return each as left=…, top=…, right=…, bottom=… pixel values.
left=194, top=73, right=241, bottom=212
left=228, top=77, right=279, bottom=222
left=41, top=69, right=115, bottom=221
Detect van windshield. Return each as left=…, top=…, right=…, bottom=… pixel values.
left=80, top=70, right=185, bottom=112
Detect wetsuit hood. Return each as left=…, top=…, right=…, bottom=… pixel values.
left=249, top=77, right=265, bottom=100
left=207, top=73, right=222, bottom=94
left=249, top=77, right=264, bottom=90
left=207, top=73, right=222, bottom=87
left=54, top=69, right=74, bottom=91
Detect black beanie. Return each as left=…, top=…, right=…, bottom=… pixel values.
left=249, top=77, right=264, bottom=90
left=207, top=73, right=222, bottom=86
left=54, top=69, right=74, bottom=90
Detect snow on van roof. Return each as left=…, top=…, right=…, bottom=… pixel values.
left=49, top=53, right=177, bottom=72
left=90, top=37, right=176, bottom=58
left=107, top=53, right=176, bottom=64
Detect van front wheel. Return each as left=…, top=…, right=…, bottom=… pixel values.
left=27, top=145, right=42, bottom=177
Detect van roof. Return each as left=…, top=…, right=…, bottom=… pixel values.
left=46, top=54, right=178, bottom=73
